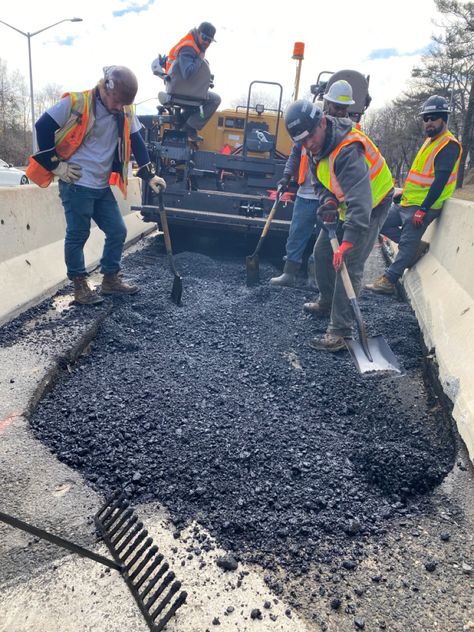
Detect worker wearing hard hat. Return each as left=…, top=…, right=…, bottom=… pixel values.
left=270, top=81, right=355, bottom=289
left=366, top=95, right=461, bottom=295
left=284, top=100, right=393, bottom=352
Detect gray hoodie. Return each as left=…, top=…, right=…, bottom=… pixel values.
left=312, top=116, right=383, bottom=244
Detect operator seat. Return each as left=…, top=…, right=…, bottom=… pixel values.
left=153, top=57, right=212, bottom=119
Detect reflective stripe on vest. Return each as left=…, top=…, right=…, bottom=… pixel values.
left=401, top=130, right=461, bottom=209
left=316, top=129, right=393, bottom=209
left=298, top=149, right=309, bottom=185
left=166, top=32, right=201, bottom=73
left=26, top=90, right=134, bottom=197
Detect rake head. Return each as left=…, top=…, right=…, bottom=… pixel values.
left=95, top=491, right=187, bottom=632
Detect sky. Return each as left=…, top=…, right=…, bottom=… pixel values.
left=0, top=0, right=446, bottom=119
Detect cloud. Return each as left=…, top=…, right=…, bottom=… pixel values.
left=368, top=47, right=429, bottom=61
left=55, top=36, right=78, bottom=46
left=112, top=0, right=155, bottom=17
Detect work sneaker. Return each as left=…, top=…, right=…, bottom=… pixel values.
left=309, top=333, right=347, bottom=352
left=303, top=301, right=331, bottom=317
left=101, top=273, right=139, bottom=295
left=365, top=274, right=396, bottom=295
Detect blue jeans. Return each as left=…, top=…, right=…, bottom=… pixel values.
left=285, top=196, right=321, bottom=264
left=381, top=203, right=441, bottom=283
left=58, top=182, right=127, bottom=279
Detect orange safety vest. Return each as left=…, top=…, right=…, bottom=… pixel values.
left=297, top=148, right=309, bottom=185
left=26, top=89, right=133, bottom=198
left=166, top=31, right=201, bottom=73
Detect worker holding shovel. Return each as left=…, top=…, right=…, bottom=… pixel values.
left=284, top=100, right=393, bottom=352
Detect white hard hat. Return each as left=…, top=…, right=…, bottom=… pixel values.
left=324, top=80, right=355, bottom=106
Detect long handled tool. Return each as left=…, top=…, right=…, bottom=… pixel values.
left=326, top=221, right=401, bottom=375
left=245, top=186, right=283, bottom=286
left=157, top=189, right=183, bottom=306
left=0, top=492, right=187, bottom=631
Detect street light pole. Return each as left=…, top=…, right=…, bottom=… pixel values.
left=0, top=18, right=83, bottom=153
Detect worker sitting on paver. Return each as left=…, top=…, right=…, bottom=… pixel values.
left=153, top=22, right=221, bottom=143
left=284, top=100, right=393, bottom=352
left=26, top=66, right=166, bottom=305
left=365, top=95, right=462, bottom=295
left=270, top=80, right=356, bottom=289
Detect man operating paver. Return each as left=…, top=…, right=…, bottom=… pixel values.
left=284, top=100, right=393, bottom=352
left=366, top=94, right=461, bottom=294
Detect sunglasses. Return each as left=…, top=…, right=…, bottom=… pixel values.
left=200, top=33, right=213, bottom=43
left=423, top=114, right=441, bottom=122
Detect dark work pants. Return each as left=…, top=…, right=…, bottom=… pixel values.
left=381, top=203, right=441, bottom=283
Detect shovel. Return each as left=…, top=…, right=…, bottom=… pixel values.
left=326, top=222, right=401, bottom=375
left=246, top=186, right=283, bottom=286
left=155, top=188, right=183, bottom=306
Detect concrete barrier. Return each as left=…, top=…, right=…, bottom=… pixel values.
left=402, top=198, right=474, bottom=461
left=0, top=178, right=153, bottom=325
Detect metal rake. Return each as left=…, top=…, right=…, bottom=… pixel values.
left=0, top=491, right=186, bottom=632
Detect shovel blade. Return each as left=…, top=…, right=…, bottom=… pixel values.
left=246, top=255, right=260, bottom=286
left=345, top=335, right=401, bottom=375
left=171, top=275, right=183, bottom=306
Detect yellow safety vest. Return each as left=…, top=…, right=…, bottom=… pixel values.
left=316, top=129, right=393, bottom=219
left=401, top=130, right=461, bottom=209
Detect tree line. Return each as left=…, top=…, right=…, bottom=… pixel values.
left=0, top=59, right=62, bottom=166
left=364, top=0, right=474, bottom=187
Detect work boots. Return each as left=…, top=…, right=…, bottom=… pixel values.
left=303, top=300, right=331, bottom=317
left=101, top=273, right=139, bottom=296
left=269, top=260, right=300, bottom=287
left=72, top=276, right=104, bottom=305
left=365, top=274, right=396, bottom=295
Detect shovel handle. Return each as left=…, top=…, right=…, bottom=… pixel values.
left=328, top=236, right=356, bottom=299
left=158, top=192, right=173, bottom=255
left=251, top=187, right=283, bottom=257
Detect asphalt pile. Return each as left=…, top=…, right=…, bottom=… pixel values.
left=27, top=236, right=455, bottom=595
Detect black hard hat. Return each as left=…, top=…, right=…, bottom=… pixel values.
left=198, top=22, right=216, bottom=42
left=284, top=100, right=323, bottom=142
left=420, top=95, right=451, bottom=115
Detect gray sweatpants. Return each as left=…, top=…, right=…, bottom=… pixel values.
left=314, top=194, right=392, bottom=337
left=185, top=91, right=221, bottom=131
left=381, top=203, right=441, bottom=283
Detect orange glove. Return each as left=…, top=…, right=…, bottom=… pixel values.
left=333, top=241, right=353, bottom=271
left=412, top=209, right=426, bottom=227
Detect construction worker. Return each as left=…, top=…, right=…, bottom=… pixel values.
left=366, top=95, right=461, bottom=294
left=284, top=100, right=393, bottom=352
left=270, top=81, right=355, bottom=288
left=163, top=22, right=221, bottom=142
left=26, top=66, right=166, bottom=305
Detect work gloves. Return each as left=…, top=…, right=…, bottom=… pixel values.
left=51, top=161, right=82, bottom=184
left=149, top=175, right=167, bottom=193
left=333, top=241, right=354, bottom=271
left=277, top=174, right=291, bottom=193
left=412, top=209, right=427, bottom=228
left=317, top=199, right=339, bottom=224
left=137, top=163, right=166, bottom=193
